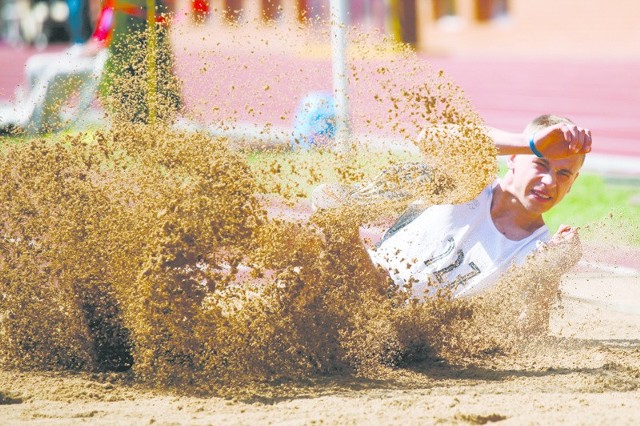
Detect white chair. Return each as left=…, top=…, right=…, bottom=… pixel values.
left=0, top=48, right=109, bottom=135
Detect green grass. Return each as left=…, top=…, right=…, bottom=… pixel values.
left=542, top=173, right=640, bottom=245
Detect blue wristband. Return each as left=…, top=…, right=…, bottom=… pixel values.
left=529, top=134, right=544, bottom=158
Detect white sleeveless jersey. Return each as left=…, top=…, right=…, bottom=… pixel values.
left=368, top=182, right=550, bottom=300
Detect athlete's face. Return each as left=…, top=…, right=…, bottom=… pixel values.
left=507, top=155, right=582, bottom=215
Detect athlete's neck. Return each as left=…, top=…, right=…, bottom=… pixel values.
left=490, top=183, right=545, bottom=240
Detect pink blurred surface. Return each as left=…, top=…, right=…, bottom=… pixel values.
left=1, top=42, right=638, bottom=159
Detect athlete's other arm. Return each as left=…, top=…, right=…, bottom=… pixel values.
left=488, top=124, right=592, bottom=158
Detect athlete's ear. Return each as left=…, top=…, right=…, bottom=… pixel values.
left=507, top=155, right=517, bottom=171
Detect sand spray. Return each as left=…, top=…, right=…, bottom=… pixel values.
left=0, top=14, right=634, bottom=393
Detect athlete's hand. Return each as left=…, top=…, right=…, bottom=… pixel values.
left=532, top=123, right=592, bottom=159
left=549, top=224, right=580, bottom=246
left=545, top=224, right=582, bottom=271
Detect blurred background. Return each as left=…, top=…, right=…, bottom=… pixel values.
left=0, top=0, right=639, bottom=172
left=179, top=0, right=640, bottom=59
left=0, top=0, right=99, bottom=47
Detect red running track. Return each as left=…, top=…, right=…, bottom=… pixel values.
left=1, top=44, right=639, bottom=160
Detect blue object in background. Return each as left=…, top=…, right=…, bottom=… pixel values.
left=292, top=91, right=336, bottom=149
left=66, top=0, right=86, bottom=44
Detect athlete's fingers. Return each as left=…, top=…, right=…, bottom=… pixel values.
left=565, top=125, right=593, bottom=154
left=551, top=225, right=569, bottom=241
left=573, top=130, right=585, bottom=153
left=583, top=129, right=593, bottom=153
left=570, top=125, right=583, bottom=152
left=561, top=124, right=577, bottom=152
left=556, top=224, right=573, bottom=235
left=576, top=128, right=593, bottom=154
left=554, top=225, right=580, bottom=244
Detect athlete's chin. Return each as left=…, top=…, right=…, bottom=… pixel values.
left=525, top=198, right=556, bottom=215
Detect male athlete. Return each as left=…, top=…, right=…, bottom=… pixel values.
left=313, top=115, right=592, bottom=301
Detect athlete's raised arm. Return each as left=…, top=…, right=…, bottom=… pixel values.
left=488, top=123, right=592, bottom=158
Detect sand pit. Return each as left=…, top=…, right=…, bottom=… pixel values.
left=0, top=245, right=639, bottom=425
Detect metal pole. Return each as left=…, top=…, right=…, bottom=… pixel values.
left=146, top=0, right=157, bottom=125
left=330, top=0, right=350, bottom=150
